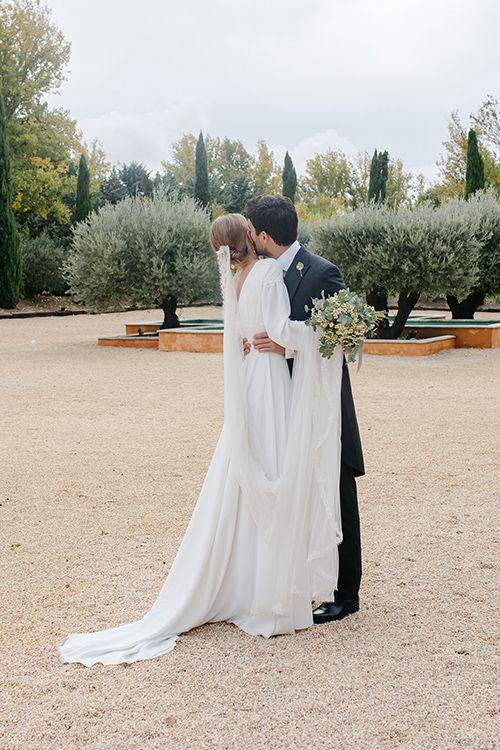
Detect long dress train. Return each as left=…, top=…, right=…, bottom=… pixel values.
left=59, top=250, right=343, bottom=666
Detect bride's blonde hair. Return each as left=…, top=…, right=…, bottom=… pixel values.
left=210, top=213, right=253, bottom=264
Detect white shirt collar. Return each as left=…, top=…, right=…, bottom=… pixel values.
left=277, top=240, right=301, bottom=274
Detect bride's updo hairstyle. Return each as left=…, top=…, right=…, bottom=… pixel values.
left=210, top=213, right=253, bottom=264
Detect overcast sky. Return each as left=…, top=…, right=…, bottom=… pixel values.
left=45, top=0, right=500, bottom=184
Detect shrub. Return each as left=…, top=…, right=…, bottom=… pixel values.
left=444, top=189, right=500, bottom=317
left=65, top=190, right=218, bottom=327
left=312, top=203, right=481, bottom=338
left=21, top=231, right=67, bottom=296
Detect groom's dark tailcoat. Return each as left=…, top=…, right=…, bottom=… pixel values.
left=284, top=244, right=364, bottom=601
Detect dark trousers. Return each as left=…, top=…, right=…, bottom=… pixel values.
left=336, top=462, right=362, bottom=601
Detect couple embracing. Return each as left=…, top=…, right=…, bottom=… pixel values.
left=60, top=195, right=364, bottom=667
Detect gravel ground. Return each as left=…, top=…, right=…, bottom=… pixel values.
left=0, top=307, right=498, bottom=750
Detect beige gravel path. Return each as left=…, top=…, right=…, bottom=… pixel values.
left=0, top=307, right=498, bottom=750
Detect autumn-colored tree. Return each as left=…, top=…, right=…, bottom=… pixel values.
left=252, top=139, right=280, bottom=195
left=434, top=96, right=500, bottom=201
left=161, top=133, right=197, bottom=195
left=0, top=0, right=70, bottom=121
left=0, top=2, right=108, bottom=230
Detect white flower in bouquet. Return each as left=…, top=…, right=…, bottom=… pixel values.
left=305, top=289, right=385, bottom=369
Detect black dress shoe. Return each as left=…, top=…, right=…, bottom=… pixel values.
left=313, top=597, right=360, bottom=623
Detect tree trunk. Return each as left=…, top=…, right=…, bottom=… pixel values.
left=446, top=289, right=485, bottom=319
left=160, top=297, right=179, bottom=329
left=380, top=290, right=419, bottom=340
left=367, top=289, right=390, bottom=338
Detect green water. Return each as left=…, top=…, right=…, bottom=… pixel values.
left=404, top=320, right=498, bottom=327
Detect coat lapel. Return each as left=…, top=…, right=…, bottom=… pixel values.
left=283, top=245, right=311, bottom=303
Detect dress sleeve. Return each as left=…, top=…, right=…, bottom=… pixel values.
left=261, top=261, right=309, bottom=352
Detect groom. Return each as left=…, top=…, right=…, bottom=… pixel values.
left=245, top=194, right=364, bottom=623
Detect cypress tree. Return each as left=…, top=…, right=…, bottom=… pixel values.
left=75, top=154, right=91, bottom=221
left=447, top=132, right=487, bottom=318
left=0, top=92, right=21, bottom=309
left=366, top=148, right=389, bottom=329
left=465, top=129, right=484, bottom=199
left=368, top=149, right=378, bottom=202
left=194, top=131, right=210, bottom=208
left=282, top=151, right=297, bottom=202
left=368, top=149, right=389, bottom=203
left=377, top=150, right=389, bottom=203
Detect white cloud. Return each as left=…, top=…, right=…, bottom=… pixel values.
left=79, top=100, right=212, bottom=170
left=44, top=0, right=500, bottom=179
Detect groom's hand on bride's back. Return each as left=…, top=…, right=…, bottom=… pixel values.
left=252, top=332, right=285, bottom=356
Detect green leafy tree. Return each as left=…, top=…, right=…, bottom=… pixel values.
left=119, top=162, right=152, bottom=198
left=368, top=150, right=389, bottom=203
left=0, top=0, right=71, bottom=121
left=365, top=149, right=389, bottom=314
left=1, top=2, right=108, bottom=229
left=435, top=97, right=500, bottom=201
left=465, top=129, right=485, bottom=198
left=75, top=153, right=91, bottom=221
left=282, top=151, right=297, bottom=202
left=0, top=92, right=22, bottom=308
left=445, top=189, right=500, bottom=318
left=312, top=202, right=481, bottom=339
left=252, top=139, right=280, bottom=195
left=99, top=166, right=127, bottom=205
left=20, top=229, right=66, bottom=294
left=161, top=133, right=197, bottom=196
left=377, top=151, right=389, bottom=202
left=65, top=190, right=218, bottom=328
left=301, top=150, right=356, bottom=205
left=300, top=149, right=375, bottom=211
left=194, top=131, right=210, bottom=208
left=387, top=158, right=423, bottom=208
left=209, top=137, right=254, bottom=212
left=367, top=150, right=378, bottom=202
left=162, top=133, right=256, bottom=212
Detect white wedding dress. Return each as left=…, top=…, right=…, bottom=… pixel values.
left=59, top=250, right=343, bottom=667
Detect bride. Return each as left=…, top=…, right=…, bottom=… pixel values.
left=59, top=213, right=343, bottom=667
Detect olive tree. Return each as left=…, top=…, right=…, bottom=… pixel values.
left=312, top=203, right=481, bottom=339
left=65, top=190, right=218, bottom=327
left=444, top=189, right=500, bottom=318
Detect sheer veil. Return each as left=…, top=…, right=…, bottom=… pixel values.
left=216, top=246, right=343, bottom=619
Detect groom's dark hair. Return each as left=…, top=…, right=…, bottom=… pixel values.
left=246, top=195, right=298, bottom=246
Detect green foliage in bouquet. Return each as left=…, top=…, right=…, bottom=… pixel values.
left=305, top=289, right=385, bottom=369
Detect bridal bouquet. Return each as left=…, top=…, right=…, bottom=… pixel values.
left=305, top=289, right=385, bottom=370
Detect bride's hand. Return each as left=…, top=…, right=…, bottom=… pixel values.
left=242, top=337, right=251, bottom=358
left=252, top=331, right=286, bottom=356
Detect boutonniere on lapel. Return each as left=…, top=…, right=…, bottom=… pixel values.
left=295, top=261, right=304, bottom=277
